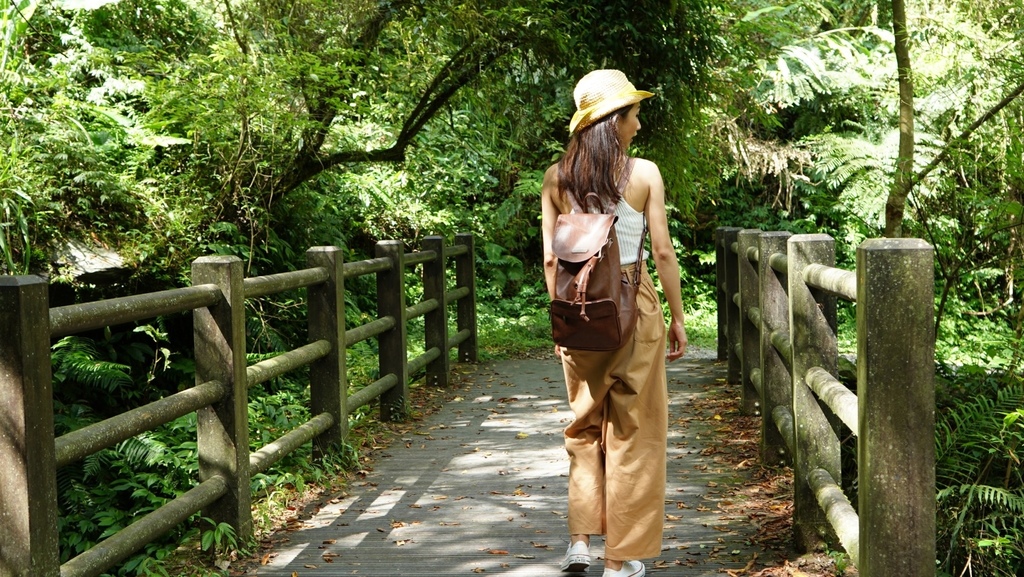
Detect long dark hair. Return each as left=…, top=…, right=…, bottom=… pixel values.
left=557, top=106, right=631, bottom=212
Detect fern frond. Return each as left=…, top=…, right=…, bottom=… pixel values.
left=763, top=45, right=830, bottom=108
left=64, top=355, right=132, bottom=392
left=82, top=450, right=113, bottom=481
left=803, top=133, right=887, bottom=191
left=970, top=485, right=1024, bottom=514
left=936, top=384, right=1024, bottom=488
left=52, top=335, right=132, bottom=392
left=117, top=433, right=169, bottom=468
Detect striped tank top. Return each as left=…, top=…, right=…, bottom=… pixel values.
left=614, top=199, right=648, bottom=265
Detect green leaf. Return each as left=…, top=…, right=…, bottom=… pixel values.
left=741, top=5, right=784, bottom=22
left=59, top=0, right=120, bottom=10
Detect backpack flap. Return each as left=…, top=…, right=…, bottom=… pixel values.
left=551, top=213, right=616, bottom=263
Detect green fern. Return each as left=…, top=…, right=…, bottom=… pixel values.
left=938, top=484, right=1024, bottom=515
left=804, top=133, right=888, bottom=191
left=936, top=383, right=1024, bottom=576
left=117, top=433, right=171, bottom=468
left=81, top=450, right=114, bottom=481
left=755, top=27, right=887, bottom=110
left=936, top=383, right=1024, bottom=488
left=52, top=336, right=133, bottom=393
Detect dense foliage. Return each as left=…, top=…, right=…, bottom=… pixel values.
left=3, top=0, right=1024, bottom=574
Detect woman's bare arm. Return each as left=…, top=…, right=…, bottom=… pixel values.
left=541, top=164, right=562, bottom=300
left=637, top=160, right=688, bottom=360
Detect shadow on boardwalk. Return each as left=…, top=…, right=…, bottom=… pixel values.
left=233, top=351, right=781, bottom=577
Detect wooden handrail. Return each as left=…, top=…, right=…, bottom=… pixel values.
left=49, top=284, right=221, bottom=338
left=714, top=227, right=935, bottom=577
left=0, top=234, right=477, bottom=577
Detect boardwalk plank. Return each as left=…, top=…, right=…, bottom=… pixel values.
left=242, top=355, right=761, bottom=576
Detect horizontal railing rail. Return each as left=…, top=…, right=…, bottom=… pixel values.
left=0, top=234, right=476, bottom=577
left=49, top=285, right=222, bottom=338
left=715, top=227, right=935, bottom=577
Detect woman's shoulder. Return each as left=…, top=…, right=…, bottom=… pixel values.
left=542, top=163, right=571, bottom=212
left=629, top=157, right=662, bottom=180
left=624, top=158, right=663, bottom=196
left=542, top=163, right=560, bottom=188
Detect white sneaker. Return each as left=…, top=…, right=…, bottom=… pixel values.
left=560, top=541, right=590, bottom=572
left=602, top=560, right=645, bottom=577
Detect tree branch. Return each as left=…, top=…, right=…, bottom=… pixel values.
left=222, top=0, right=250, bottom=57
left=396, top=35, right=514, bottom=145
left=914, top=79, right=1024, bottom=186
left=884, top=0, right=914, bottom=238
left=278, top=32, right=519, bottom=195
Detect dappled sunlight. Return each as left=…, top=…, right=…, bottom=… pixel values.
left=244, top=354, right=769, bottom=576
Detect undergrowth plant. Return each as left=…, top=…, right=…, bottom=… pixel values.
left=50, top=324, right=359, bottom=575
left=935, top=379, right=1024, bottom=577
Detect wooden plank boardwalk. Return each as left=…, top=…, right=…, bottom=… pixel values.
left=237, top=353, right=764, bottom=576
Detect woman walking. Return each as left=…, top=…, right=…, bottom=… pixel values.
left=540, top=69, right=688, bottom=577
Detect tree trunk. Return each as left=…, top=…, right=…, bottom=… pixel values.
left=884, top=0, right=914, bottom=238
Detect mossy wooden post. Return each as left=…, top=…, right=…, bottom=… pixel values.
left=758, top=232, right=792, bottom=466
left=377, top=240, right=408, bottom=422
left=307, top=246, right=347, bottom=457
left=0, top=277, right=59, bottom=577
left=423, top=236, right=449, bottom=387
left=717, top=227, right=742, bottom=372
left=857, top=239, right=935, bottom=577
left=788, top=234, right=840, bottom=551
left=455, top=233, right=477, bottom=363
left=737, top=229, right=762, bottom=416
left=192, top=256, right=252, bottom=543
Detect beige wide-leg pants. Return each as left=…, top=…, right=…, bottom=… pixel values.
left=560, top=265, right=668, bottom=561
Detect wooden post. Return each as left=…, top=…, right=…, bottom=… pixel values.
left=857, top=238, right=935, bottom=577
left=376, top=241, right=409, bottom=422
left=737, top=229, right=762, bottom=416
left=423, top=237, right=449, bottom=387
left=717, top=227, right=742, bottom=363
left=455, top=233, right=477, bottom=363
left=788, top=234, right=840, bottom=552
left=0, top=277, right=60, bottom=577
left=192, top=256, right=252, bottom=543
left=307, top=246, right=347, bottom=457
left=758, top=231, right=791, bottom=465
left=721, top=227, right=742, bottom=385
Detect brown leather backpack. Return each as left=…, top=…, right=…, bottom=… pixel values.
left=550, top=185, right=646, bottom=351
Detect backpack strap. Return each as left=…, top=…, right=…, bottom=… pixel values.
left=632, top=216, right=647, bottom=285
left=565, top=190, right=602, bottom=214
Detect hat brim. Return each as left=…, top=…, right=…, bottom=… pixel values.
left=569, top=90, right=654, bottom=135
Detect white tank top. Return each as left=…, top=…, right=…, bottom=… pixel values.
left=614, top=199, right=648, bottom=265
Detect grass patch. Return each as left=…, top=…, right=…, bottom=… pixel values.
left=477, top=302, right=552, bottom=359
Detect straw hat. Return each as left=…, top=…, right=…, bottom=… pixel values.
left=569, top=69, right=654, bottom=135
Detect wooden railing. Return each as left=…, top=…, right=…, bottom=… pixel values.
left=0, top=234, right=476, bottom=577
left=715, top=227, right=936, bottom=577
